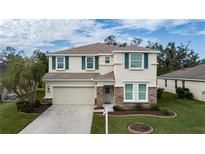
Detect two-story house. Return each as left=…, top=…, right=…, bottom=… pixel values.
left=43, top=43, right=160, bottom=108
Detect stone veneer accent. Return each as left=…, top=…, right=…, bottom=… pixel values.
left=96, top=86, right=104, bottom=107
left=148, top=87, right=157, bottom=104
left=114, top=87, right=124, bottom=105
left=114, top=87, right=157, bottom=109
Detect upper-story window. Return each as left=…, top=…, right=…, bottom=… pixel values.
left=56, top=57, right=65, bottom=70
left=105, top=56, right=110, bottom=64
left=86, top=57, right=94, bottom=70
left=130, top=53, right=143, bottom=69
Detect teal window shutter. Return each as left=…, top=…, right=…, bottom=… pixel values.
left=65, top=56, right=69, bottom=70
left=52, top=56, right=56, bottom=70
left=82, top=56, right=85, bottom=70
left=125, top=53, right=129, bottom=69
left=95, top=56, right=99, bottom=70
left=144, top=53, right=148, bottom=69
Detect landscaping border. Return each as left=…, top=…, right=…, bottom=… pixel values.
left=95, top=111, right=177, bottom=118
left=128, top=122, right=153, bottom=134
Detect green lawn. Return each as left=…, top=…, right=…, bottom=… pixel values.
left=91, top=92, right=205, bottom=134
left=0, top=89, right=45, bottom=134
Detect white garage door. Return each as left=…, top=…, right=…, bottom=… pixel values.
left=53, top=87, right=95, bottom=104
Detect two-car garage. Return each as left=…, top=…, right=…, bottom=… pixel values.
left=52, top=86, right=95, bottom=105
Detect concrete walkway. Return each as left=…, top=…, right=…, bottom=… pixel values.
left=20, top=104, right=94, bottom=134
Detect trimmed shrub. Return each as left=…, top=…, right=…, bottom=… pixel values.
left=150, top=103, right=160, bottom=111
left=33, top=99, right=41, bottom=108
left=184, top=91, right=193, bottom=100
left=176, top=87, right=193, bottom=100
left=159, top=107, right=170, bottom=115
left=16, top=99, right=33, bottom=113
left=176, top=87, right=185, bottom=98
left=157, top=88, right=164, bottom=100
left=113, top=105, right=123, bottom=111
left=184, top=88, right=189, bottom=92
left=133, top=104, right=143, bottom=111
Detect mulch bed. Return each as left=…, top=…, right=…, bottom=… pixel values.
left=94, top=109, right=175, bottom=116
left=32, top=104, right=51, bottom=114
left=128, top=123, right=153, bottom=134
left=94, top=106, right=105, bottom=110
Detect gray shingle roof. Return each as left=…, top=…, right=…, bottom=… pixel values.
left=49, top=42, right=156, bottom=55
left=158, top=64, right=205, bottom=80
left=43, top=71, right=115, bottom=81
left=94, top=71, right=115, bottom=80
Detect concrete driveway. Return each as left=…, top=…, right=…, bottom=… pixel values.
left=20, top=104, right=94, bottom=134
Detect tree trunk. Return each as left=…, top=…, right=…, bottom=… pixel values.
left=14, top=90, right=21, bottom=97
left=0, top=86, right=3, bottom=103
left=0, top=93, right=3, bottom=103
left=33, top=85, right=37, bottom=104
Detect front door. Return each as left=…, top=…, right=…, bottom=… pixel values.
left=104, top=86, right=112, bottom=104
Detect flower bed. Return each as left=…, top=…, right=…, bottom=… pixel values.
left=128, top=123, right=153, bottom=134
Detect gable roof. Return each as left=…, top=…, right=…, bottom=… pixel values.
left=43, top=71, right=115, bottom=81
left=158, top=64, right=205, bottom=81
left=48, top=42, right=158, bottom=55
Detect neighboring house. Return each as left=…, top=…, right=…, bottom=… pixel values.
left=43, top=43, right=160, bottom=108
left=157, top=64, right=205, bottom=102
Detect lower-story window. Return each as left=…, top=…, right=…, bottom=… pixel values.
left=139, top=84, right=147, bottom=101
left=124, top=83, right=148, bottom=102
left=125, top=84, right=133, bottom=101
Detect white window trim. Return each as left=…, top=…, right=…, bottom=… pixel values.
left=56, top=56, right=65, bottom=70
left=123, top=83, right=148, bottom=103
left=137, top=83, right=148, bottom=102
left=124, top=83, right=134, bottom=102
left=105, top=56, right=110, bottom=64
left=129, top=53, right=144, bottom=70
left=85, top=56, right=95, bottom=70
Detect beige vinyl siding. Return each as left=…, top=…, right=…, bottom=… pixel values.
left=49, top=55, right=114, bottom=74
left=157, top=78, right=205, bottom=102
left=114, top=53, right=157, bottom=87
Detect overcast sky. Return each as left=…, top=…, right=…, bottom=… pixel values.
left=0, top=19, right=205, bottom=58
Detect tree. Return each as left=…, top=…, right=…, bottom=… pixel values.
left=1, top=47, right=24, bottom=63
left=104, top=35, right=128, bottom=47
left=19, top=57, right=46, bottom=104
left=105, top=35, right=143, bottom=47
left=104, top=35, right=118, bottom=46
left=0, top=84, right=3, bottom=103
left=1, top=56, right=25, bottom=96
left=31, top=50, right=48, bottom=73
left=147, top=41, right=200, bottom=75
left=1, top=48, right=47, bottom=105
left=130, top=37, right=142, bottom=46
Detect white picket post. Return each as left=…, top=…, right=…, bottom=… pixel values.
left=105, top=108, right=108, bottom=134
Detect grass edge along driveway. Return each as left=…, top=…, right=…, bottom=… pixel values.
left=91, top=92, right=205, bottom=134
left=0, top=90, right=44, bottom=134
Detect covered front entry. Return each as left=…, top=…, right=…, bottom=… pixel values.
left=96, top=85, right=114, bottom=107
left=53, top=87, right=95, bottom=105
left=104, top=86, right=113, bottom=104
